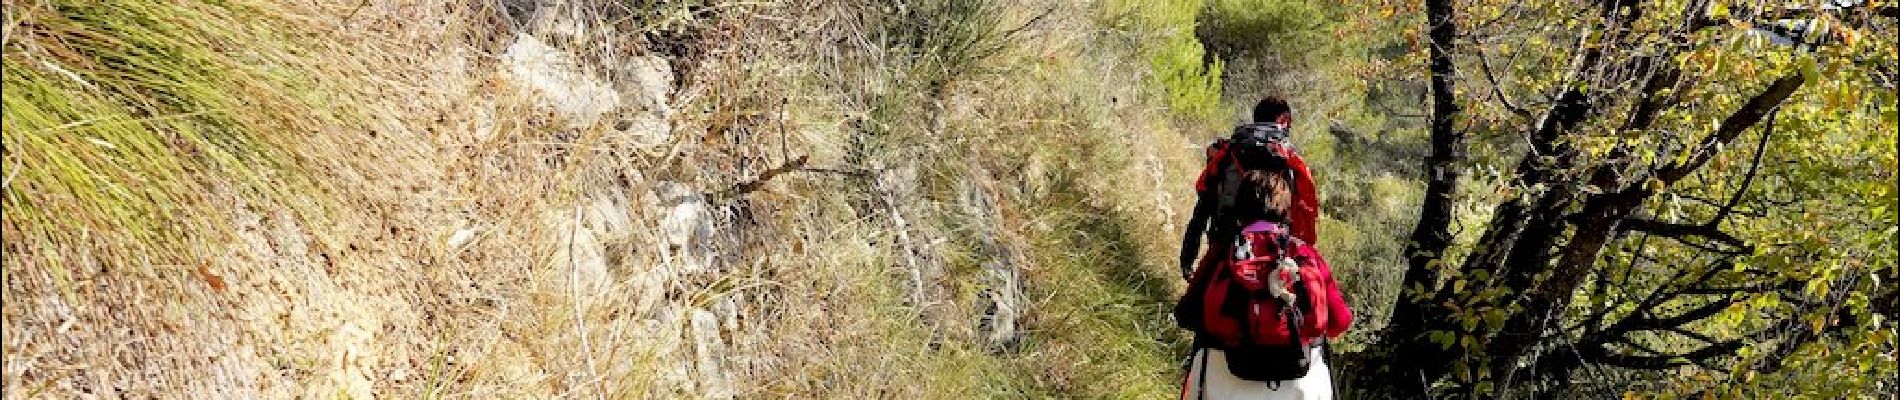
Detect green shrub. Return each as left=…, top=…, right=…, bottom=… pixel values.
left=1101, top=0, right=1224, bottom=121
left=1196, top=0, right=1333, bottom=59
left=1150, top=35, right=1226, bottom=121
left=865, top=0, right=1011, bottom=94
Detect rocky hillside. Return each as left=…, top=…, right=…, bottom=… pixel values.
left=3, top=1, right=1244, bottom=397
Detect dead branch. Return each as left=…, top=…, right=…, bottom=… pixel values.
left=722, top=155, right=810, bottom=198
left=1474, top=44, right=1533, bottom=118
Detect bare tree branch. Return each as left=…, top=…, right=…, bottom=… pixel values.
left=1713, top=108, right=1778, bottom=224
left=1619, top=218, right=1748, bottom=249
left=1665, top=326, right=1720, bottom=344
left=1631, top=258, right=1727, bottom=313
left=1475, top=44, right=1534, bottom=118
left=1675, top=193, right=1770, bottom=218
left=1595, top=334, right=1746, bottom=371
left=1639, top=295, right=1739, bottom=330
left=1656, top=73, right=1805, bottom=184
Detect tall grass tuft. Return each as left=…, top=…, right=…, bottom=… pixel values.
left=3, top=0, right=332, bottom=282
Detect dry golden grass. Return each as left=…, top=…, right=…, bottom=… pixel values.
left=4, top=0, right=1220, bottom=398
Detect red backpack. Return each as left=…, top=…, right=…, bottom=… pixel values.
left=1191, top=124, right=1320, bottom=244
left=1174, top=221, right=1351, bottom=382
left=1175, top=123, right=1320, bottom=286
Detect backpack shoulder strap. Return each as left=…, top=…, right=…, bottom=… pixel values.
left=1181, top=139, right=1233, bottom=279
left=1194, top=139, right=1231, bottom=193
left=1206, top=138, right=1232, bottom=159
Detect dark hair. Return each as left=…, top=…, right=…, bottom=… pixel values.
left=1235, top=168, right=1293, bottom=224
left=1251, top=97, right=1292, bottom=124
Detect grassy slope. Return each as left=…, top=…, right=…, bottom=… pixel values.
left=3, top=0, right=1231, bottom=398
left=733, top=1, right=1213, bottom=397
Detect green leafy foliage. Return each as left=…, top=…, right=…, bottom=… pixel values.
left=1196, top=0, right=1332, bottom=61
left=1101, top=0, right=1225, bottom=121
left=1353, top=0, right=1898, bottom=397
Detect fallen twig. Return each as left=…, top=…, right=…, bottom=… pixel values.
left=720, top=155, right=809, bottom=198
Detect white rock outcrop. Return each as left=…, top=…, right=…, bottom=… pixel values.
left=689, top=308, right=735, bottom=399
left=614, top=55, right=674, bottom=147
left=498, top=34, right=674, bottom=148
left=655, top=181, right=714, bottom=275
left=501, top=35, right=620, bottom=128
left=548, top=190, right=635, bottom=292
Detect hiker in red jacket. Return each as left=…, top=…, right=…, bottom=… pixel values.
left=1180, top=97, right=1320, bottom=280
left=1175, top=97, right=1344, bottom=399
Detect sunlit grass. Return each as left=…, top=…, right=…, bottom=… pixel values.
left=3, top=0, right=1232, bottom=397
left=2, top=0, right=331, bottom=283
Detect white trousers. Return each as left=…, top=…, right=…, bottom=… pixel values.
left=1180, top=346, right=1332, bottom=400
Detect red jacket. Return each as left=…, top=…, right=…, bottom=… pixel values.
left=1284, top=152, right=1319, bottom=244
left=1191, top=145, right=1319, bottom=244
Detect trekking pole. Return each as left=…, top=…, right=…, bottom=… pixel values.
left=1196, top=348, right=1210, bottom=400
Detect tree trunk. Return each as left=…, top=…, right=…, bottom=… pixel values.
left=1350, top=0, right=1462, bottom=397
left=1354, top=0, right=1816, bottom=396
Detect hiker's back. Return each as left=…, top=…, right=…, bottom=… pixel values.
left=1174, top=97, right=1347, bottom=399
